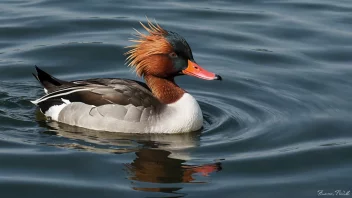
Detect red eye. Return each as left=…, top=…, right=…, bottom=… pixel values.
left=169, top=52, right=177, bottom=58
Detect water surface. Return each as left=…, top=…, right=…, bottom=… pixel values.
left=1, top=0, right=352, bottom=197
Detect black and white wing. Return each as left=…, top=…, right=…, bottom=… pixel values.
left=31, top=66, right=161, bottom=132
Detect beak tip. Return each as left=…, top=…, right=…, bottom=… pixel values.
left=215, top=74, right=222, bottom=81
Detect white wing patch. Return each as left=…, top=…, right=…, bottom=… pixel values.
left=30, top=100, right=38, bottom=105
left=31, top=88, right=90, bottom=104
left=43, top=98, right=71, bottom=121
left=61, top=98, right=71, bottom=104
left=44, top=103, right=68, bottom=121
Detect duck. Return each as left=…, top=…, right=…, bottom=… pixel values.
left=31, top=20, right=222, bottom=134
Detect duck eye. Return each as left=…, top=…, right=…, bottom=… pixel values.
left=169, top=52, right=178, bottom=58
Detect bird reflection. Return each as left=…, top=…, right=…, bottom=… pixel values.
left=125, top=148, right=221, bottom=184
left=36, top=114, right=222, bottom=196
left=125, top=149, right=221, bottom=195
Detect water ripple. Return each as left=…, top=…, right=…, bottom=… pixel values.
left=1, top=0, right=352, bottom=197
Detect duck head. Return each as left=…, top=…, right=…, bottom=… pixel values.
left=125, top=20, right=222, bottom=81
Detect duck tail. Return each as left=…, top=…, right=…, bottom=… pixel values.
left=33, top=65, right=68, bottom=93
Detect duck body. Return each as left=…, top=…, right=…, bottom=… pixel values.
left=32, top=67, right=203, bottom=133
left=31, top=20, right=221, bottom=134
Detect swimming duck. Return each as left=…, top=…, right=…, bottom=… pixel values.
left=31, top=20, right=222, bottom=134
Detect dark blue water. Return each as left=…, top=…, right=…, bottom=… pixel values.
left=1, top=0, right=352, bottom=197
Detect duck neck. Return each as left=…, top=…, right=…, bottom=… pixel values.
left=144, top=75, right=185, bottom=104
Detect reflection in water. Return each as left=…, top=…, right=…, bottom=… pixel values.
left=37, top=117, right=222, bottom=196
left=126, top=148, right=222, bottom=194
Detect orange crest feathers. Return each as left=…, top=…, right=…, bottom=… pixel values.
left=125, top=19, right=171, bottom=77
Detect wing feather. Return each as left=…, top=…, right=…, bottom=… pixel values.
left=33, top=78, right=160, bottom=115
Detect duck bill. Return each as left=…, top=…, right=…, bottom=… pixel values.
left=182, top=60, right=222, bottom=80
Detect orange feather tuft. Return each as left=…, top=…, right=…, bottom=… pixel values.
left=125, top=19, right=172, bottom=77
